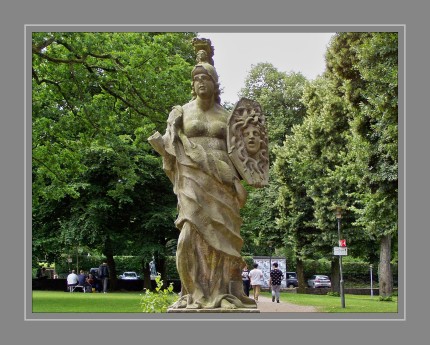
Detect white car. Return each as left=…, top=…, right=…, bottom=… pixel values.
left=307, top=275, right=332, bottom=288
left=119, top=271, right=140, bottom=280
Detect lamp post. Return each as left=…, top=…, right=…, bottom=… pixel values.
left=268, top=241, right=273, bottom=289
left=370, top=264, right=374, bottom=297
left=335, top=206, right=346, bottom=308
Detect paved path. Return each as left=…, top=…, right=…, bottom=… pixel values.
left=255, top=295, right=318, bottom=313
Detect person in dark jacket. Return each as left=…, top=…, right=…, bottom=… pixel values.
left=98, top=262, right=109, bottom=293
left=269, top=262, right=284, bottom=303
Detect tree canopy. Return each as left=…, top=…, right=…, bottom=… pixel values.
left=32, top=32, right=197, bottom=286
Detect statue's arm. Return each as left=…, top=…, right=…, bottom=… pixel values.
left=234, top=178, right=247, bottom=208
left=147, top=131, right=165, bottom=156
left=148, top=106, right=184, bottom=157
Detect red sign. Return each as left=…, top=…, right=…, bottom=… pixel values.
left=339, top=239, right=347, bottom=247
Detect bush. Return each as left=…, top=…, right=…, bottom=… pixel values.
left=242, top=256, right=255, bottom=269
left=326, top=291, right=340, bottom=297
left=165, top=256, right=179, bottom=280
left=140, top=274, right=178, bottom=313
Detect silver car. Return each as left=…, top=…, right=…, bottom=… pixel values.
left=119, top=271, right=140, bottom=280
left=307, top=275, right=331, bottom=288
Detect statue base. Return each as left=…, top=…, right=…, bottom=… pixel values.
left=167, top=308, right=260, bottom=313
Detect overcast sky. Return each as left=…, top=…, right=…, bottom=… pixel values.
left=197, top=32, right=335, bottom=104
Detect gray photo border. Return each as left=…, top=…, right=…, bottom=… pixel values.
left=2, top=0, right=427, bottom=343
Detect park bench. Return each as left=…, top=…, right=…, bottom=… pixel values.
left=68, top=284, right=86, bottom=293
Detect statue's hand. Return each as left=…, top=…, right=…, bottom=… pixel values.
left=148, top=131, right=165, bottom=156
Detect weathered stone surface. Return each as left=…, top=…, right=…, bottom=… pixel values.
left=148, top=38, right=267, bottom=311
left=167, top=308, right=260, bottom=313
left=227, top=97, right=269, bottom=187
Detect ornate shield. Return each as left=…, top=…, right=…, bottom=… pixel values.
left=227, top=98, right=269, bottom=188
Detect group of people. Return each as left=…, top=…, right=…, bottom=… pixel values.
left=242, top=262, right=284, bottom=303
left=36, top=267, right=50, bottom=279
left=66, top=262, right=109, bottom=293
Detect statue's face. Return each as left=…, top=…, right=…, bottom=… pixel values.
left=196, top=50, right=207, bottom=62
left=193, top=73, right=214, bottom=99
left=243, top=124, right=261, bottom=156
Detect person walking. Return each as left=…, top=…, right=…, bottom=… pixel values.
left=241, top=264, right=251, bottom=297
left=269, top=262, right=284, bottom=303
left=249, top=263, right=263, bottom=302
left=98, top=262, right=109, bottom=293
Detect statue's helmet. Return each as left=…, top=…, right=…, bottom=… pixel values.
left=191, top=62, right=219, bottom=84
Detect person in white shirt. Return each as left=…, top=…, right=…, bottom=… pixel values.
left=67, top=270, right=79, bottom=288
left=249, top=263, right=263, bottom=301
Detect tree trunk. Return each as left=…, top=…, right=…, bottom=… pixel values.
left=106, top=254, right=117, bottom=291
left=157, top=256, right=167, bottom=288
left=379, top=234, right=393, bottom=297
left=142, top=258, right=152, bottom=290
left=331, top=257, right=340, bottom=293
left=296, top=258, right=306, bottom=291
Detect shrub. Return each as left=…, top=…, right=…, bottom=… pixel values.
left=326, top=291, right=340, bottom=297
left=165, top=256, right=179, bottom=280
left=140, top=274, right=178, bottom=313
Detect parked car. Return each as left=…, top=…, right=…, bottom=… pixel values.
left=119, top=271, right=140, bottom=280
left=285, top=272, right=299, bottom=288
left=307, top=275, right=331, bottom=288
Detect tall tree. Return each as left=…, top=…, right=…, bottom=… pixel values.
left=274, top=33, right=398, bottom=295
left=275, top=75, right=369, bottom=292
left=238, top=64, right=308, bottom=258
left=240, top=63, right=307, bottom=151
left=32, top=32, right=197, bottom=287
left=335, top=32, right=398, bottom=296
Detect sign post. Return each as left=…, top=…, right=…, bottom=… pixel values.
left=333, top=247, right=348, bottom=256
left=335, top=207, right=346, bottom=308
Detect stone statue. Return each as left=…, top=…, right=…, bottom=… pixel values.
left=148, top=38, right=268, bottom=310
left=149, top=258, right=157, bottom=277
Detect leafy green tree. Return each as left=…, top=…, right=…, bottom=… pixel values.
left=32, top=32, right=197, bottom=288
left=336, top=32, right=398, bottom=296
left=274, top=33, right=397, bottom=295
left=238, top=64, right=308, bottom=258
left=275, top=32, right=398, bottom=295
left=275, top=75, right=368, bottom=291
left=240, top=63, right=307, bottom=151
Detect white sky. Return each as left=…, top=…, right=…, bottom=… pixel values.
left=197, top=32, right=335, bottom=104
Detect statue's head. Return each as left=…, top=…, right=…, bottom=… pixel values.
left=192, top=62, right=218, bottom=83
left=191, top=62, right=221, bottom=103
left=190, top=38, right=221, bottom=103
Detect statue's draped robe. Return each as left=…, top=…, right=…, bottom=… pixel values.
left=149, top=106, right=256, bottom=309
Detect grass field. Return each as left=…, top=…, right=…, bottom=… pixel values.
left=32, top=291, right=153, bottom=313
left=261, top=291, right=398, bottom=313
left=32, top=290, right=398, bottom=313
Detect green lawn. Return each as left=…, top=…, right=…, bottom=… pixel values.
left=32, top=290, right=398, bottom=313
left=32, top=291, right=151, bottom=313
left=260, top=291, right=398, bottom=313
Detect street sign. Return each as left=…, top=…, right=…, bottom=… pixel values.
left=334, top=247, right=348, bottom=256
left=339, top=239, right=347, bottom=247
